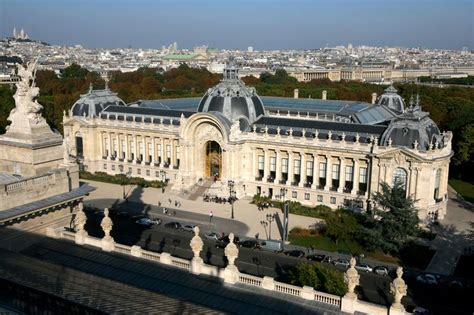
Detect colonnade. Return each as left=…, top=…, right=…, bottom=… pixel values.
left=253, top=147, right=369, bottom=197
left=100, top=132, right=179, bottom=169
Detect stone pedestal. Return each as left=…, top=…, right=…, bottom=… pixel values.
left=101, top=236, right=115, bottom=252
left=222, top=265, right=239, bottom=284
left=261, top=276, right=275, bottom=290
left=75, top=229, right=88, bottom=245
left=190, top=257, right=204, bottom=275
left=341, top=294, right=357, bottom=313
left=131, top=245, right=142, bottom=257
left=389, top=305, right=406, bottom=315
left=160, top=252, right=172, bottom=265
left=300, top=286, right=314, bottom=300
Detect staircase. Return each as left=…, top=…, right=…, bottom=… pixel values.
left=188, top=179, right=213, bottom=201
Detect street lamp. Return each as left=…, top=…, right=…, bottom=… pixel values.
left=119, top=165, right=131, bottom=200
left=228, top=180, right=235, bottom=219
left=266, top=213, right=275, bottom=240
left=280, top=187, right=288, bottom=203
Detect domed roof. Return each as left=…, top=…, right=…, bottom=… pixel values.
left=380, top=104, right=442, bottom=151
left=197, top=64, right=265, bottom=130
left=71, top=84, right=126, bottom=117
left=377, top=85, right=405, bottom=113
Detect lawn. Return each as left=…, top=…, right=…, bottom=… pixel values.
left=449, top=179, right=474, bottom=204
left=288, top=234, right=399, bottom=264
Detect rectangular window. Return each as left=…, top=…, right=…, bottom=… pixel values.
left=359, top=167, right=367, bottom=184
left=317, top=195, right=323, bottom=202
left=282, top=158, right=288, bottom=173
left=319, top=162, right=327, bottom=178
left=166, top=144, right=171, bottom=158
left=112, top=138, right=117, bottom=156
left=345, top=165, right=354, bottom=182
left=146, top=170, right=150, bottom=176
left=148, top=142, right=152, bottom=155
left=294, top=159, right=301, bottom=175
left=103, top=163, right=107, bottom=170
left=304, top=193, right=310, bottom=200
left=121, top=140, right=126, bottom=158
left=156, top=171, right=160, bottom=177
left=292, top=191, right=297, bottom=198
left=128, top=167, right=132, bottom=174
left=330, top=197, right=336, bottom=204
left=112, top=165, right=115, bottom=171
left=270, top=157, right=276, bottom=172
left=306, top=161, right=314, bottom=177
left=139, top=142, right=144, bottom=155
left=332, top=164, right=340, bottom=180
left=258, top=155, right=264, bottom=170
left=157, top=144, right=162, bottom=157
left=137, top=169, right=141, bottom=175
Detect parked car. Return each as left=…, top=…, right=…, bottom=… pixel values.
left=135, top=218, right=162, bottom=227
left=204, top=232, right=220, bottom=241
left=373, top=266, right=389, bottom=276
left=306, top=254, right=326, bottom=262
left=284, top=250, right=305, bottom=258
left=260, top=240, right=282, bottom=253
left=322, top=256, right=333, bottom=264
left=164, top=221, right=182, bottom=229
left=355, top=264, right=373, bottom=273
left=181, top=224, right=197, bottom=233
left=333, top=259, right=350, bottom=268
left=416, top=274, right=438, bottom=285
left=413, top=306, right=431, bottom=314
left=239, top=240, right=260, bottom=249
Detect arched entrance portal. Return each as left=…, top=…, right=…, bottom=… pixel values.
left=205, top=141, right=222, bottom=178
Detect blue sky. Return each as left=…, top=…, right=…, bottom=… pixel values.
left=1, top=0, right=472, bottom=49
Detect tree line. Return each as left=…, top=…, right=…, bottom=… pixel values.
left=0, top=65, right=472, bottom=181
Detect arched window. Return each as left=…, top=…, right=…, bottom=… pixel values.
left=392, top=167, right=407, bottom=191
left=434, top=169, right=441, bottom=200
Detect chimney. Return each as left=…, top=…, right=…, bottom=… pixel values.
left=371, top=93, right=377, bottom=104
left=294, top=89, right=299, bottom=99
left=322, top=90, right=327, bottom=100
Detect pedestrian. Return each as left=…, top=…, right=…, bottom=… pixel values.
left=255, top=232, right=259, bottom=240
left=209, top=210, right=213, bottom=223
left=168, top=198, right=172, bottom=205
left=158, top=201, right=161, bottom=207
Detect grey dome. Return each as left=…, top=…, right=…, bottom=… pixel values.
left=197, top=64, right=265, bottom=130
left=377, top=85, right=405, bottom=113
left=71, top=85, right=126, bottom=117
left=380, top=108, right=441, bottom=151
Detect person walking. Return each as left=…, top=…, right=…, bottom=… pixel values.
left=209, top=210, right=213, bottom=223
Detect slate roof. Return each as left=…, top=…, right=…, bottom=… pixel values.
left=0, top=172, right=21, bottom=185
left=253, top=116, right=387, bottom=137
left=102, top=105, right=195, bottom=119
left=0, top=184, right=95, bottom=222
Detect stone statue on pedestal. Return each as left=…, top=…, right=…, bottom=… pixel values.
left=344, top=257, right=360, bottom=299
left=390, top=267, right=407, bottom=311
left=189, top=226, right=204, bottom=274
left=74, top=202, right=88, bottom=245
left=223, top=233, right=239, bottom=283
left=100, top=208, right=115, bottom=251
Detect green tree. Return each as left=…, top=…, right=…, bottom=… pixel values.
left=324, top=209, right=360, bottom=244
left=290, top=262, right=347, bottom=296
left=370, top=181, right=420, bottom=252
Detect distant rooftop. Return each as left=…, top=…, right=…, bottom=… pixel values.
left=0, top=172, right=21, bottom=185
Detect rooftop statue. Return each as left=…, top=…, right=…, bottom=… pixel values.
left=8, top=59, right=46, bottom=126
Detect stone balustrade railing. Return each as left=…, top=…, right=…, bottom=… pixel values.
left=48, top=227, right=398, bottom=314
left=3, top=173, right=55, bottom=193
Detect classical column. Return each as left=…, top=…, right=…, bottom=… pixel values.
left=125, top=135, right=130, bottom=161
left=352, top=159, right=360, bottom=195
left=300, top=153, right=306, bottom=187
left=287, top=152, right=294, bottom=186
left=173, top=139, right=178, bottom=167
left=107, top=132, right=112, bottom=159
left=275, top=150, right=281, bottom=183
left=312, top=155, right=319, bottom=189
left=118, top=134, right=123, bottom=160
left=144, top=137, right=149, bottom=163
left=263, top=149, right=269, bottom=180
left=99, top=132, right=105, bottom=158
left=151, top=137, right=156, bottom=164
left=160, top=138, right=165, bottom=167
left=169, top=139, right=174, bottom=169
left=324, top=156, right=330, bottom=191
left=133, top=135, right=138, bottom=163
left=252, top=148, right=257, bottom=178
left=338, top=158, right=345, bottom=193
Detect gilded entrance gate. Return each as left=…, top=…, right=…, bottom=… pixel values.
left=205, top=141, right=222, bottom=178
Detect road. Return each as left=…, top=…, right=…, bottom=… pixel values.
left=83, top=200, right=473, bottom=314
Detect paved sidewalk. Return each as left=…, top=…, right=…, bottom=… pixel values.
left=424, top=186, right=474, bottom=275
left=82, top=180, right=322, bottom=239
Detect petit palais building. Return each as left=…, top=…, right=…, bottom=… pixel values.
left=63, top=65, right=453, bottom=223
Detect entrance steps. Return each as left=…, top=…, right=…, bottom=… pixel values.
left=188, top=179, right=213, bottom=201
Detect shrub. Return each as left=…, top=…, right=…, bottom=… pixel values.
left=79, top=171, right=166, bottom=188
left=290, top=262, right=347, bottom=296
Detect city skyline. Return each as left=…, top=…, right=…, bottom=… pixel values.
left=1, top=0, right=473, bottom=50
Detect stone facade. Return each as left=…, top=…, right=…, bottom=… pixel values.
left=63, top=67, right=452, bottom=223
